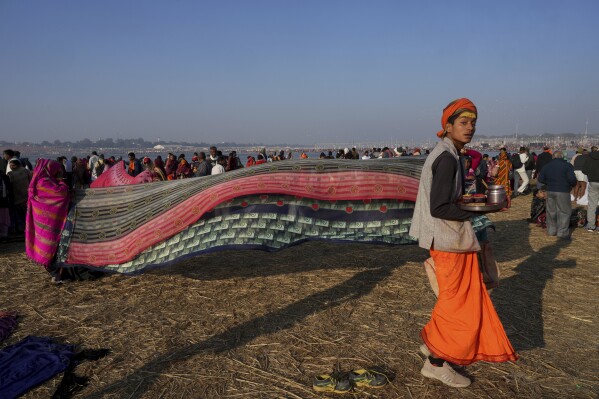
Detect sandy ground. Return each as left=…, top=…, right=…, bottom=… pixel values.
left=1, top=195, right=598, bottom=398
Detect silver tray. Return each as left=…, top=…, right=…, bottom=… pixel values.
left=458, top=200, right=507, bottom=212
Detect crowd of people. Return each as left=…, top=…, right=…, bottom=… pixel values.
left=1, top=142, right=598, bottom=244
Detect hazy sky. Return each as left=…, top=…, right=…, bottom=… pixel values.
left=1, top=0, right=598, bottom=145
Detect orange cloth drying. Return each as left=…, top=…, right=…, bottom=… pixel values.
left=421, top=249, right=518, bottom=365
left=437, top=98, right=478, bottom=138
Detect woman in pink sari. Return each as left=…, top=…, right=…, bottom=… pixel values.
left=25, top=159, right=71, bottom=269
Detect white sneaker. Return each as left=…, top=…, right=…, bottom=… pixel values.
left=419, top=344, right=431, bottom=357
left=421, top=358, right=471, bottom=388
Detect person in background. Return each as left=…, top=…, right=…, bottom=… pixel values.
left=14, top=151, right=33, bottom=171
left=534, top=146, right=553, bottom=187
left=462, top=147, right=483, bottom=193
left=211, top=156, right=226, bottom=175
left=476, top=153, right=490, bottom=193
left=176, top=154, right=192, bottom=179
left=513, top=146, right=530, bottom=196
left=195, top=152, right=212, bottom=177
left=2, top=149, right=16, bottom=175
left=154, top=155, right=167, bottom=178
left=126, top=152, right=143, bottom=177
left=7, top=159, right=31, bottom=234
left=463, top=156, right=476, bottom=194
left=65, top=156, right=75, bottom=188
left=409, top=98, right=517, bottom=388
left=165, top=153, right=177, bottom=180
left=209, top=146, right=218, bottom=166
left=485, top=154, right=498, bottom=186
left=142, top=157, right=153, bottom=172
left=88, top=151, right=99, bottom=177
left=537, top=151, right=576, bottom=239
left=73, top=157, right=88, bottom=189
left=226, top=151, right=243, bottom=171
left=91, top=155, right=105, bottom=181
left=190, top=154, right=200, bottom=172
left=494, top=148, right=512, bottom=199
left=0, top=172, right=11, bottom=243
left=524, top=148, right=535, bottom=187
left=581, top=145, right=599, bottom=232
left=571, top=148, right=588, bottom=202
left=255, top=153, right=267, bottom=165
left=25, top=160, right=70, bottom=266
left=143, top=157, right=166, bottom=181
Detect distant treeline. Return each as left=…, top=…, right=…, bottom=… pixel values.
left=1, top=138, right=278, bottom=149
left=1, top=132, right=596, bottom=149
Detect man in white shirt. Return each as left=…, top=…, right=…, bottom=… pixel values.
left=211, top=156, right=226, bottom=175
left=515, top=147, right=530, bottom=195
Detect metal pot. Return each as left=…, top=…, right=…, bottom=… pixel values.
left=487, top=185, right=507, bottom=204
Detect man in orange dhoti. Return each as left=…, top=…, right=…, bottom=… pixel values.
left=409, top=98, right=518, bottom=387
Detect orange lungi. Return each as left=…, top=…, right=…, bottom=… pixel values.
left=421, top=249, right=518, bottom=366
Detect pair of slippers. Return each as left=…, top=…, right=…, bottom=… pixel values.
left=313, top=369, right=388, bottom=393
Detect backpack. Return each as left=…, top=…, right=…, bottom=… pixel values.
left=511, top=153, right=523, bottom=169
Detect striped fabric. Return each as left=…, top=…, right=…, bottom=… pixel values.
left=49, top=158, right=492, bottom=274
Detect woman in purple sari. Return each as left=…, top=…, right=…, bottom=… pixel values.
left=25, top=159, right=71, bottom=269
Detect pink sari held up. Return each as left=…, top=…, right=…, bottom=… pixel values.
left=25, top=160, right=71, bottom=268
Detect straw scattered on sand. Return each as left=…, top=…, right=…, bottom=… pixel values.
left=1, top=196, right=598, bottom=398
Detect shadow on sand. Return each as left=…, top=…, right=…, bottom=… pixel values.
left=84, top=258, right=408, bottom=399
left=490, top=220, right=576, bottom=352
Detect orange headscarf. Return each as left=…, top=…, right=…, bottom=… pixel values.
left=437, top=98, right=478, bottom=138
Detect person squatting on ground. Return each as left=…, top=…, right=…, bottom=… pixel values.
left=409, top=98, right=518, bottom=388
left=537, top=151, right=576, bottom=239
left=581, top=145, right=599, bottom=231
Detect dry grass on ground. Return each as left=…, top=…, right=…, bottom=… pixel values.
left=1, top=196, right=598, bottom=398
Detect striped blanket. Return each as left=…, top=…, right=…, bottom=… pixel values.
left=49, top=158, right=492, bottom=274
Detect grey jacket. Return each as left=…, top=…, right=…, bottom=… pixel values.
left=409, top=137, right=480, bottom=253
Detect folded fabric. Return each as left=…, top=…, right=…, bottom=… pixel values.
left=0, top=336, right=75, bottom=399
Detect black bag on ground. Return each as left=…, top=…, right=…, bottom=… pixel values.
left=529, top=195, right=545, bottom=223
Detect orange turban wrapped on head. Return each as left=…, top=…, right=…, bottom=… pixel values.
left=437, top=98, right=477, bottom=138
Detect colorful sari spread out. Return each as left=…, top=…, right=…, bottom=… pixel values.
left=27, top=158, right=492, bottom=274
left=25, top=160, right=71, bottom=268
left=90, top=161, right=153, bottom=188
